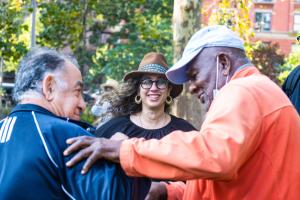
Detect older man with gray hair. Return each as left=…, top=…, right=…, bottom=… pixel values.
left=0, top=47, right=149, bottom=200
left=64, top=26, right=300, bottom=199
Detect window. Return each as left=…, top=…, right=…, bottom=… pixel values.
left=255, top=12, right=272, bottom=32
left=294, top=14, right=300, bottom=32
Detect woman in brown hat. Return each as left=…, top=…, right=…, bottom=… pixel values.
left=94, top=52, right=196, bottom=199
left=95, top=52, right=195, bottom=139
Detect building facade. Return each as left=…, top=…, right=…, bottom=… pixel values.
left=202, top=0, right=299, bottom=55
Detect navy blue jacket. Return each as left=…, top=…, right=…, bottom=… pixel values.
left=282, top=65, right=300, bottom=115
left=0, top=104, right=149, bottom=200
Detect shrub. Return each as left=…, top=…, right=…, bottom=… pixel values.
left=251, top=42, right=285, bottom=84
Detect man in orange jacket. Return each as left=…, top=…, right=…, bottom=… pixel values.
left=64, top=25, right=300, bottom=199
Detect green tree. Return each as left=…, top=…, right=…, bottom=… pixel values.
left=36, top=0, right=174, bottom=88
left=92, top=0, right=174, bottom=82
left=0, top=0, right=29, bottom=72
left=251, top=42, right=285, bottom=84
left=278, top=49, right=300, bottom=84
left=0, top=0, right=30, bottom=108
left=38, top=1, right=92, bottom=76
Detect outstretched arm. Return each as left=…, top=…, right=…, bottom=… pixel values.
left=64, top=136, right=122, bottom=174
left=65, top=85, right=261, bottom=181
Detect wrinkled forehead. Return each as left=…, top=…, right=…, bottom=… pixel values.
left=58, top=61, right=83, bottom=86
left=185, top=52, right=202, bottom=76
left=64, top=61, right=82, bottom=76
left=186, top=47, right=217, bottom=73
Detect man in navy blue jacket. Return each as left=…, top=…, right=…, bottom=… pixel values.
left=0, top=47, right=149, bottom=200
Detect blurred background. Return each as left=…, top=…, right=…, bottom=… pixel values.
left=0, top=0, right=299, bottom=128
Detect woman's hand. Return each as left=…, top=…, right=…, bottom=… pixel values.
left=63, top=136, right=123, bottom=174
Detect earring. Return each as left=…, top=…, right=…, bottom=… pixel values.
left=166, top=96, right=173, bottom=105
left=135, top=95, right=142, bottom=104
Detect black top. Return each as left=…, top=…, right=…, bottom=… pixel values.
left=95, top=114, right=196, bottom=139
left=95, top=114, right=196, bottom=185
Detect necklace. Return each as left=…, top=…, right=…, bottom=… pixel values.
left=139, top=113, right=167, bottom=129
left=139, top=114, right=144, bottom=128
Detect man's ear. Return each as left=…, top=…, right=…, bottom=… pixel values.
left=218, top=53, right=231, bottom=76
left=42, top=74, right=55, bottom=101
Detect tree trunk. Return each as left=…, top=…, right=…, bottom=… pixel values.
left=80, top=0, right=89, bottom=77
left=172, top=0, right=205, bottom=129
left=31, top=0, right=37, bottom=48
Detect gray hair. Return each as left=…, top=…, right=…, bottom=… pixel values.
left=13, top=47, right=79, bottom=102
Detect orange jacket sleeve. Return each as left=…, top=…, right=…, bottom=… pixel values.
left=120, top=84, right=262, bottom=181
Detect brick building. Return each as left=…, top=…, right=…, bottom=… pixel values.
left=202, top=0, right=300, bottom=55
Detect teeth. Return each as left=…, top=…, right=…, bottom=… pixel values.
left=148, top=94, right=160, bottom=101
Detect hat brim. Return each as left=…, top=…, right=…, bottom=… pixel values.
left=123, top=70, right=166, bottom=81
left=166, top=48, right=203, bottom=84
left=123, top=71, right=183, bottom=98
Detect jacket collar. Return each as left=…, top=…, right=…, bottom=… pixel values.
left=231, top=65, right=260, bottom=81
left=11, top=103, right=56, bottom=117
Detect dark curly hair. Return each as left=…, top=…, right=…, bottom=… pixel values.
left=103, top=78, right=171, bottom=117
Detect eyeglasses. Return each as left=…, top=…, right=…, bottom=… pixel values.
left=140, top=78, right=169, bottom=89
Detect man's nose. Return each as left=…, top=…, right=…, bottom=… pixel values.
left=79, top=96, right=86, bottom=112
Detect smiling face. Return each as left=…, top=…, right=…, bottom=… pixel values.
left=138, top=74, right=171, bottom=110
left=186, top=48, right=226, bottom=112
left=50, top=61, right=86, bottom=120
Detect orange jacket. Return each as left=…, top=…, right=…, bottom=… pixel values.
left=120, top=66, right=300, bottom=200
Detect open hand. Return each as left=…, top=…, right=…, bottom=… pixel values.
left=63, top=136, right=123, bottom=174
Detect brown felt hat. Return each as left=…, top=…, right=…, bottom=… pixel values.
left=123, top=52, right=183, bottom=98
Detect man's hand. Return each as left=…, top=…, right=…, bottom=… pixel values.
left=63, top=136, right=123, bottom=174
left=145, top=182, right=168, bottom=200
